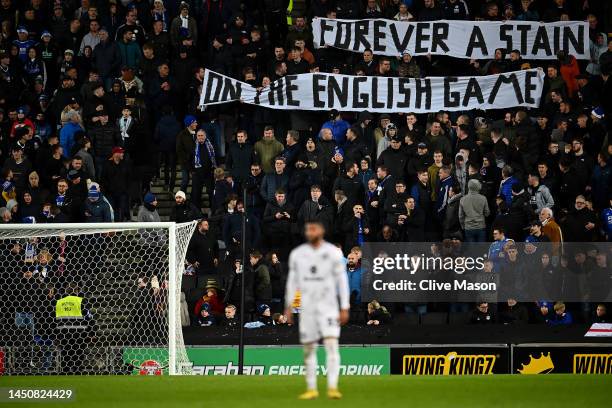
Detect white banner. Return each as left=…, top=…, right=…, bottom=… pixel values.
left=199, top=69, right=544, bottom=113
left=313, top=18, right=589, bottom=60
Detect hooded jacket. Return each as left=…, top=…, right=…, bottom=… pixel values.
left=527, top=183, right=555, bottom=212
left=459, top=179, right=490, bottom=231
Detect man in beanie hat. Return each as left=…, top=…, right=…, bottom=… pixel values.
left=13, top=26, right=36, bottom=63
left=176, top=115, right=198, bottom=192
left=170, top=2, right=197, bottom=50
left=172, top=190, right=202, bottom=223
left=137, top=192, right=160, bottom=222
left=257, top=303, right=273, bottom=326
left=195, top=303, right=216, bottom=327
left=84, top=183, right=113, bottom=222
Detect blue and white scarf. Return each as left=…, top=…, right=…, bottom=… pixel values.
left=194, top=138, right=216, bottom=168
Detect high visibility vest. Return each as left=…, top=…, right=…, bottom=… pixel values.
left=55, top=296, right=84, bottom=320
left=286, top=0, right=293, bottom=25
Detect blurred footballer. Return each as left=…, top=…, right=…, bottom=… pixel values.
left=284, top=221, right=350, bottom=400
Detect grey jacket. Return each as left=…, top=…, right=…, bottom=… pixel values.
left=459, top=179, right=490, bottom=231
left=527, top=184, right=555, bottom=212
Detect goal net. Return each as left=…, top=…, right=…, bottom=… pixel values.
left=0, top=222, right=196, bottom=375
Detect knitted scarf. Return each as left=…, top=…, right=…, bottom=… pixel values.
left=194, top=138, right=216, bottom=168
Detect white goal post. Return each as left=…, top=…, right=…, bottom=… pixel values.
left=0, top=222, right=196, bottom=375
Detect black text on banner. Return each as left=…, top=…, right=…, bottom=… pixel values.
left=199, top=69, right=544, bottom=114
left=312, top=18, right=589, bottom=60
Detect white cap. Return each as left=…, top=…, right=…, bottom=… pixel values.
left=175, top=190, right=186, bottom=200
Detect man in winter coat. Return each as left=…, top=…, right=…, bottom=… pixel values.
left=346, top=252, right=362, bottom=304
left=172, top=190, right=202, bottom=223
left=249, top=251, right=272, bottom=306
left=190, top=129, right=216, bottom=210
left=117, top=28, right=141, bottom=70
left=176, top=115, right=198, bottom=192
left=332, top=161, right=364, bottom=206
left=225, top=130, right=254, bottom=187
left=84, top=184, right=113, bottom=222
left=506, top=183, right=532, bottom=241
left=137, top=192, right=161, bottom=223
left=254, top=126, right=284, bottom=174
left=459, top=179, right=490, bottom=242
left=377, top=135, right=408, bottom=180
left=89, top=111, right=120, bottom=179
left=262, top=189, right=295, bottom=260
left=527, top=172, right=555, bottom=213
left=187, top=219, right=220, bottom=276
left=101, top=147, right=131, bottom=221
left=222, top=201, right=261, bottom=250
left=563, top=195, right=598, bottom=242
left=443, top=185, right=463, bottom=239
left=92, top=28, right=121, bottom=85
left=260, top=157, right=289, bottom=203
left=297, top=185, right=334, bottom=235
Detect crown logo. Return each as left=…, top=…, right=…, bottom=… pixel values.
left=517, top=353, right=554, bottom=374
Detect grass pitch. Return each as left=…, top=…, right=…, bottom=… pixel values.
left=0, top=375, right=610, bottom=408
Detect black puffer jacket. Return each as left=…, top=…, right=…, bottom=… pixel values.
left=263, top=200, right=295, bottom=237
left=101, top=158, right=131, bottom=195
left=89, top=123, right=121, bottom=158
left=226, top=142, right=254, bottom=184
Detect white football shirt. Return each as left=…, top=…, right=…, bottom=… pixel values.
left=285, top=241, right=350, bottom=314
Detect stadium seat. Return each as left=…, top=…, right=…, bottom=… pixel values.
left=420, top=312, right=448, bottom=325
left=393, top=313, right=419, bottom=326
left=350, top=309, right=366, bottom=323
left=448, top=312, right=469, bottom=325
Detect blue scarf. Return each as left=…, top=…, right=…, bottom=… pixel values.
left=357, top=219, right=364, bottom=246
left=56, top=194, right=65, bottom=207
left=194, top=138, right=216, bottom=168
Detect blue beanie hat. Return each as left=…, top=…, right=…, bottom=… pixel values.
left=184, top=115, right=197, bottom=127
left=144, top=192, right=156, bottom=204
left=257, top=304, right=270, bottom=314
left=88, top=185, right=100, bottom=200
left=591, top=107, right=604, bottom=119
left=2, top=180, right=14, bottom=192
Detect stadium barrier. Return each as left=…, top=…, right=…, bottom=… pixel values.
left=512, top=343, right=612, bottom=374
left=122, top=346, right=390, bottom=376
left=102, top=343, right=612, bottom=376
left=389, top=344, right=509, bottom=375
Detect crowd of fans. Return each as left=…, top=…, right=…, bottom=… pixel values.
left=0, top=0, right=611, bottom=331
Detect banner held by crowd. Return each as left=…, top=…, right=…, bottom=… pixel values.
left=312, top=18, right=589, bottom=60
left=199, top=68, right=545, bottom=113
